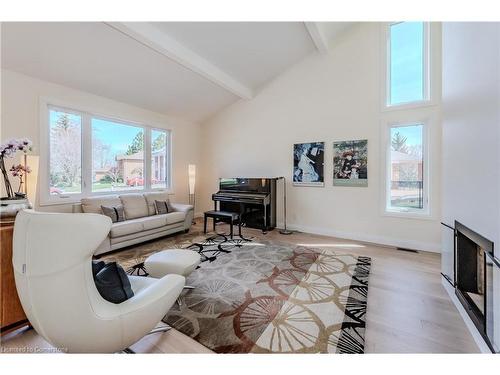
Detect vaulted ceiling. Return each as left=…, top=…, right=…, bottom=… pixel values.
left=1, top=22, right=355, bottom=123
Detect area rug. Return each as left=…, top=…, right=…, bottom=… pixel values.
left=160, top=235, right=371, bottom=353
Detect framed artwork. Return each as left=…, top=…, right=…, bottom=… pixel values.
left=293, top=142, right=324, bottom=186
left=333, top=139, right=368, bottom=187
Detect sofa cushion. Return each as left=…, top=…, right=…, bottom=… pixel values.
left=144, top=191, right=171, bottom=216
left=81, top=195, right=121, bottom=214
left=165, top=211, right=186, bottom=225
left=137, top=214, right=169, bottom=231
left=110, top=220, right=144, bottom=238
left=119, top=194, right=149, bottom=219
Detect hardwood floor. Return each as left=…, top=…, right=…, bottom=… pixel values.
left=0, top=220, right=479, bottom=353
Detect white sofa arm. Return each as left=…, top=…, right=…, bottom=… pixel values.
left=170, top=203, right=193, bottom=213
left=170, top=203, right=194, bottom=230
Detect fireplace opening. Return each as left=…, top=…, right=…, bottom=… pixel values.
left=454, top=221, right=498, bottom=353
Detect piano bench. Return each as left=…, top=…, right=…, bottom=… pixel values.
left=204, top=210, right=241, bottom=239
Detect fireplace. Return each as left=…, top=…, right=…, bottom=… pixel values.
left=454, top=221, right=499, bottom=353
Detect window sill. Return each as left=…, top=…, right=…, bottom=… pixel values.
left=381, top=99, right=438, bottom=113
left=39, top=188, right=173, bottom=207
left=382, top=209, right=434, bottom=221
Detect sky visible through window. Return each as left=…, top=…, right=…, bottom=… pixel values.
left=391, top=124, right=422, bottom=148
left=92, top=118, right=142, bottom=155
left=390, top=22, right=424, bottom=105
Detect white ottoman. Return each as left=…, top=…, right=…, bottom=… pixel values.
left=144, top=249, right=201, bottom=278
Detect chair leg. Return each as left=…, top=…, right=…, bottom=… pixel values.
left=147, top=325, right=172, bottom=335
left=122, top=324, right=170, bottom=353
left=177, top=285, right=195, bottom=307
left=213, top=217, right=216, bottom=232
left=230, top=219, right=234, bottom=239
left=204, top=215, right=207, bottom=234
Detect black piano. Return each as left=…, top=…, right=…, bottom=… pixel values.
left=212, top=178, right=277, bottom=232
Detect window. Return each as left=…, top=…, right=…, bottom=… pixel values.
left=92, top=118, right=144, bottom=192
left=41, top=100, right=171, bottom=204
left=151, top=129, right=168, bottom=189
left=49, top=108, right=82, bottom=196
left=386, top=22, right=429, bottom=107
left=385, top=122, right=427, bottom=215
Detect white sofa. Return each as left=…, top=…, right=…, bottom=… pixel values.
left=73, top=192, right=193, bottom=256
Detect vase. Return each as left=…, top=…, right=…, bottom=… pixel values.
left=0, top=197, right=32, bottom=221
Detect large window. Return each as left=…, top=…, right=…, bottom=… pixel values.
left=386, top=22, right=429, bottom=107
left=49, top=109, right=82, bottom=195
left=92, top=118, right=144, bottom=192
left=385, top=122, right=427, bottom=215
left=41, top=101, right=171, bottom=204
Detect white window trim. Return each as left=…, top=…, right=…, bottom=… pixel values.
left=380, top=117, right=432, bottom=220
left=380, top=22, right=439, bottom=112
left=39, top=97, right=172, bottom=206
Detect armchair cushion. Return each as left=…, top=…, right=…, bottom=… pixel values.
left=93, top=262, right=134, bottom=304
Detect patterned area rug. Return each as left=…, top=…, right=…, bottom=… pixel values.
left=161, top=235, right=371, bottom=353
left=103, top=230, right=371, bottom=353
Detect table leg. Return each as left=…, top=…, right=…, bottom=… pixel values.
left=263, top=204, right=267, bottom=233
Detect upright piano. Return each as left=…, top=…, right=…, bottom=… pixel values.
left=212, top=178, right=277, bottom=232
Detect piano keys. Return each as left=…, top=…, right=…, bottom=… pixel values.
left=212, top=178, right=277, bottom=232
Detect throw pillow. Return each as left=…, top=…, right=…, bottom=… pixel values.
left=92, top=260, right=106, bottom=275
left=101, top=205, right=125, bottom=223
left=92, top=261, right=134, bottom=304
left=155, top=200, right=174, bottom=215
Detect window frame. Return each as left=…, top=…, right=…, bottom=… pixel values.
left=380, top=118, right=431, bottom=219
left=39, top=97, right=172, bottom=206
left=381, top=21, right=435, bottom=111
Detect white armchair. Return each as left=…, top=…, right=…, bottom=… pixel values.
left=12, top=209, right=185, bottom=353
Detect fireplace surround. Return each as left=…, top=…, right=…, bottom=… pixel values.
left=454, top=221, right=499, bottom=353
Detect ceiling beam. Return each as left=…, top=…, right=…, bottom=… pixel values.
left=304, top=22, right=329, bottom=54
left=105, top=22, right=254, bottom=100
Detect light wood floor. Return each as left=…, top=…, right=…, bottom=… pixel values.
left=0, top=220, right=479, bottom=353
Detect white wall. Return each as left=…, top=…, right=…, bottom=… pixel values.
left=199, top=23, right=443, bottom=252
left=441, top=22, right=500, bottom=277
left=441, top=22, right=500, bottom=352
left=0, top=69, right=202, bottom=212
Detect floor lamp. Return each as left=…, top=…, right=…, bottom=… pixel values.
left=188, top=164, right=196, bottom=224
left=278, top=176, right=293, bottom=235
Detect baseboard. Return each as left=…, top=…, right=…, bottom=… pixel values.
left=442, top=280, right=491, bottom=353
left=277, top=222, right=441, bottom=253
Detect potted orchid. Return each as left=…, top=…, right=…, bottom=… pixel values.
left=0, top=138, right=33, bottom=205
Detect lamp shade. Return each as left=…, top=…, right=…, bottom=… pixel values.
left=188, top=164, right=196, bottom=195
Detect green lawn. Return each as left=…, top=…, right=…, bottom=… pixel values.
left=92, top=182, right=128, bottom=191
